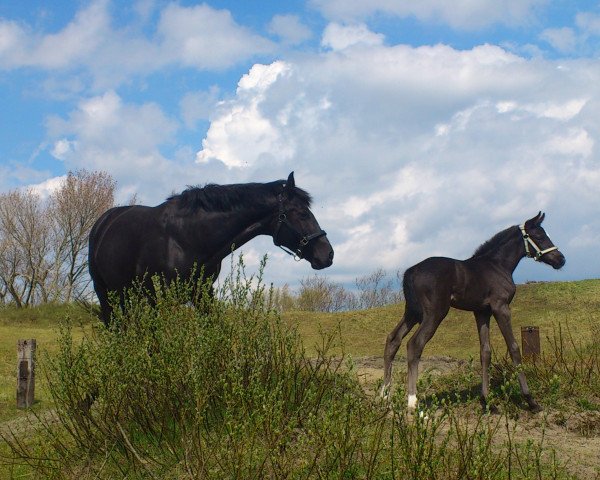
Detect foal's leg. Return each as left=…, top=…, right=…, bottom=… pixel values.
left=492, top=303, right=541, bottom=412
left=406, top=308, right=448, bottom=411
left=381, top=313, right=416, bottom=398
left=474, top=309, right=496, bottom=412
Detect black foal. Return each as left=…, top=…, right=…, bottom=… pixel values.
left=381, top=212, right=565, bottom=412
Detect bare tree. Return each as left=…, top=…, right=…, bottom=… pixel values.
left=0, top=170, right=115, bottom=307
left=48, top=170, right=115, bottom=302
left=0, top=190, right=51, bottom=306
left=296, top=275, right=352, bottom=312
left=271, top=283, right=297, bottom=312
left=354, top=268, right=402, bottom=309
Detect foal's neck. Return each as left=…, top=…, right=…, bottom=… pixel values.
left=492, top=227, right=526, bottom=274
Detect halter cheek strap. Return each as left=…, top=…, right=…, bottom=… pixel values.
left=273, top=193, right=327, bottom=261
left=519, top=224, right=558, bottom=261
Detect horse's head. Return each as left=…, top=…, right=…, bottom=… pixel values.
left=273, top=172, right=334, bottom=270
left=521, top=212, right=565, bottom=269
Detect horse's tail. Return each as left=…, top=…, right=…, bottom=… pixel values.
left=402, top=267, right=422, bottom=323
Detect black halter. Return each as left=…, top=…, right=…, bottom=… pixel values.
left=273, top=193, right=327, bottom=260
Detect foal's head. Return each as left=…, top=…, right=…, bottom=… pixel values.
left=521, top=212, right=566, bottom=269
left=273, top=172, right=334, bottom=270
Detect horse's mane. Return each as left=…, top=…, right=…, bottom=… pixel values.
left=167, top=181, right=312, bottom=212
left=471, top=225, right=518, bottom=258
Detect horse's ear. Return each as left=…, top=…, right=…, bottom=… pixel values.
left=284, top=172, right=295, bottom=197
left=286, top=172, right=295, bottom=189
left=525, top=211, right=544, bottom=228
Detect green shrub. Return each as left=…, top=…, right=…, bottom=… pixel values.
left=1, top=258, right=385, bottom=478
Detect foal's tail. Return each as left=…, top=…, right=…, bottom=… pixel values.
left=402, top=267, right=422, bottom=323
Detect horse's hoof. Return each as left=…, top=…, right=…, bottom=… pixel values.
left=529, top=403, right=543, bottom=414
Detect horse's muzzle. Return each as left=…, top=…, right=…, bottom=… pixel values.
left=311, top=247, right=334, bottom=270
left=548, top=251, right=566, bottom=270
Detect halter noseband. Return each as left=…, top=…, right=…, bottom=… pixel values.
left=273, top=192, right=327, bottom=261
left=519, top=224, right=558, bottom=261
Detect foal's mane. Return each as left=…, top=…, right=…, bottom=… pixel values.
left=167, top=181, right=312, bottom=213
left=471, top=225, right=518, bottom=258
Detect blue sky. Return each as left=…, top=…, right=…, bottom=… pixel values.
left=2, top=0, right=600, bottom=288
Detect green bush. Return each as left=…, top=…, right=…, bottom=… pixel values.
left=2, top=258, right=385, bottom=478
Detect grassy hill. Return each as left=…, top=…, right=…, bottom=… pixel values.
left=285, top=279, right=600, bottom=359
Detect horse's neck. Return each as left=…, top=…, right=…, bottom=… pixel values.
left=187, top=203, right=275, bottom=258
left=493, top=232, right=526, bottom=274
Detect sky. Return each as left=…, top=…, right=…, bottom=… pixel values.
left=1, top=0, right=600, bottom=289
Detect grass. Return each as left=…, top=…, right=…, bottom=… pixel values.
left=286, top=279, right=600, bottom=359
left=0, top=277, right=599, bottom=479
left=0, top=304, right=93, bottom=423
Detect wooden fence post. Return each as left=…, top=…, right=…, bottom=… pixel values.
left=17, top=339, right=36, bottom=408
left=521, top=326, right=540, bottom=363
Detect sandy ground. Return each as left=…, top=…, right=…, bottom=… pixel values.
left=354, top=355, right=600, bottom=479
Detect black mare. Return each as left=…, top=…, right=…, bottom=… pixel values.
left=89, top=172, right=333, bottom=326
left=381, top=212, right=565, bottom=412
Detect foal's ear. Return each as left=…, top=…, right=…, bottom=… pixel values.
left=525, top=211, right=545, bottom=228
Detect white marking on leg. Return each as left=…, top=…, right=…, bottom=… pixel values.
left=407, top=394, right=417, bottom=410
left=380, top=383, right=390, bottom=400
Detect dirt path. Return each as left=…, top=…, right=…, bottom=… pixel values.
left=353, top=355, right=600, bottom=479
left=0, top=408, right=58, bottom=439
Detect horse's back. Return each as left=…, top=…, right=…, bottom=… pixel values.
left=406, top=256, right=459, bottom=283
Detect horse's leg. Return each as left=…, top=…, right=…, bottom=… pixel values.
left=474, top=309, right=496, bottom=412
left=93, top=284, right=112, bottom=327
left=406, top=308, right=447, bottom=411
left=492, top=303, right=541, bottom=412
left=381, top=312, right=416, bottom=398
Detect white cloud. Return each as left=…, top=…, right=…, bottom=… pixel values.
left=575, top=12, right=600, bottom=36
left=180, top=86, right=221, bottom=129
left=539, top=11, right=600, bottom=55
left=27, top=175, right=67, bottom=199
left=194, top=42, right=600, bottom=284
left=156, top=3, right=274, bottom=70
left=496, top=98, right=588, bottom=121
left=0, top=1, right=110, bottom=69
left=321, top=23, right=385, bottom=50
left=196, top=61, right=296, bottom=167
left=0, top=1, right=275, bottom=87
left=6, top=1, right=600, bottom=287
left=310, top=0, right=547, bottom=30
left=539, top=27, right=577, bottom=53
left=45, top=91, right=187, bottom=204
left=268, top=14, right=312, bottom=45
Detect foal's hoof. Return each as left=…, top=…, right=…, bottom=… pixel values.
left=480, top=398, right=499, bottom=414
